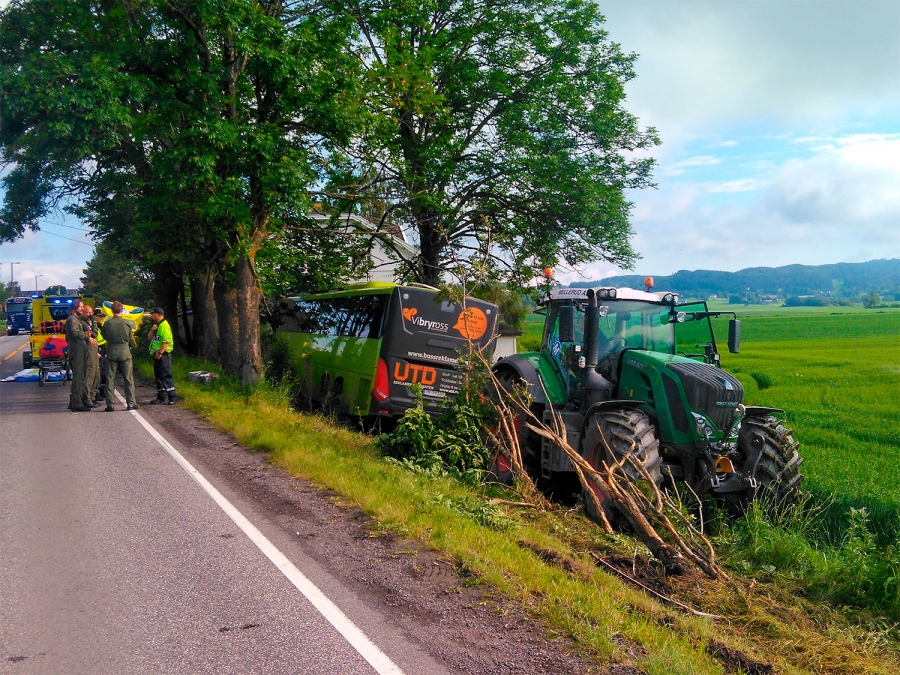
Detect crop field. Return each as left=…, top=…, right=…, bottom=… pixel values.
left=720, top=308, right=900, bottom=541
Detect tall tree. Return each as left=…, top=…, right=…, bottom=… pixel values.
left=333, top=0, right=659, bottom=285
left=0, top=0, right=362, bottom=383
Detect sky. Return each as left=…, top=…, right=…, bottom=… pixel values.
left=1, top=0, right=899, bottom=291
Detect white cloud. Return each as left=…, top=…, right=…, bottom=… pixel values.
left=615, top=133, right=900, bottom=275
left=664, top=155, right=722, bottom=175
left=707, top=179, right=759, bottom=193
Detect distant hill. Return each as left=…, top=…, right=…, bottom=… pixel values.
left=568, top=259, right=900, bottom=301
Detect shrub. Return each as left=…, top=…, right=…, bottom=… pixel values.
left=376, top=385, right=493, bottom=486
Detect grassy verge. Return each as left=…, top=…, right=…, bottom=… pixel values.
left=136, top=356, right=900, bottom=674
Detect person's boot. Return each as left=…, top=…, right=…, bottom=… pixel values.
left=167, top=392, right=178, bottom=406
left=150, top=393, right=167, bottom=404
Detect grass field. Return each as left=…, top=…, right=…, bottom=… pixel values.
left=720, top=308, right=900, bottom=542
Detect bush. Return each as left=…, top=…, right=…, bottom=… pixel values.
left=376, top=385, right=493, bottom=486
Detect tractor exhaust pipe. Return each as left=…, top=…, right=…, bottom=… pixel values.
left=584, top=289, right=600, bottom=371
left=581, top=289, right=613, bottom=410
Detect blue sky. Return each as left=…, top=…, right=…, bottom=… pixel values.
left=1, top=0, right=899, bottom=291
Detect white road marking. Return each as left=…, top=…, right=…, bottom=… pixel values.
left=117, top=391, right=406, bottom=675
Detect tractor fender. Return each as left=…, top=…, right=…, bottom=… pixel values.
left=579, top=400, right=646, bottom=447
left=492, top=355, right=549, bottom=405
left=743, top=405, right=784, bottom=417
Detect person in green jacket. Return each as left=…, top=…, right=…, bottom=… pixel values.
left=149, top=306, right=176, bottom=405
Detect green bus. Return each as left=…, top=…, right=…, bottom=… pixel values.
left=278, top=282, right=499, bottom=418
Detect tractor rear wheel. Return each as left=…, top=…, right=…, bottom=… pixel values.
left=726, top=414, right=804, bottom=515
left=582, top=409, right=663, bottom=528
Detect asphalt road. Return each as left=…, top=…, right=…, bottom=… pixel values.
left=0, top=335, right=448, bottom=675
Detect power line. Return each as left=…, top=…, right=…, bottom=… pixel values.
left=38, top=229, right=93, bottom=246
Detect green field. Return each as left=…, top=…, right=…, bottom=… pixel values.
left=721, top=308, right=900, bottom=541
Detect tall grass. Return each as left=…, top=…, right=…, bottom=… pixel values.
left=717, top=308, right=900, bottom=619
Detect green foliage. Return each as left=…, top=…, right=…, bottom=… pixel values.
left=468, top=281, right=531, bottom=331
left=377, top=385, right=493, bottom=486
left=264, top=335, right=297, bottom=389
left=80, top=240, right=153, bottom=306
left=331, top=0, right=658, bottom=285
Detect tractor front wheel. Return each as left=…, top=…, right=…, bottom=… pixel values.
left=726, top=414, right=804, bottom=515
left=582, top=409, right=663, bottom=527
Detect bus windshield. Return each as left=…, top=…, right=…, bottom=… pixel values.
left=6, top=302, right=30, bottom=314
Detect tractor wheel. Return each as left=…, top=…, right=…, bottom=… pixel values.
left=582, top=409, right=663, bottom=528
left=725, top=414, right=804, bottom=515
left=488, top=369, right=543, bottom=483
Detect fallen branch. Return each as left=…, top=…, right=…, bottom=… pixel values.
left=591, top=553, right=724, bottom=620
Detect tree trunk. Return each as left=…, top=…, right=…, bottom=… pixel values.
left=234, top=251, right=263, bottom=386
left=179, top=279, right=193, bottom=353
left=416, top=212, right=444, bottom=286
left=214, top=269, right=240, bottom=377
left=150, top=261, right=183, bottom=353
left=189, top=270, right=219, bottom=362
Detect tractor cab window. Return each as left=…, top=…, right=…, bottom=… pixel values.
left=597, top=301, right=676, bottom=359
left=673, top=301, right=716, bottom=358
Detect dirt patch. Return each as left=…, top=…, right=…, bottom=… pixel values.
left=706, top=639, right=776, bottom=675
left=133, top=375, right=610, bottom=674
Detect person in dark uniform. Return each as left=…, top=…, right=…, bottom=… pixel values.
left=103, top=301, right=139, bottom=412
left=65, top=300, right=96, bottom=411
left=88, top=307, right=108, bottom=402
left=81, top=303, right=100, bottom=406
left=148, top=306, right=177, bottom=405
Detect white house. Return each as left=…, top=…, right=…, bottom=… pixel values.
left=307, top=211, right=418, bottom=284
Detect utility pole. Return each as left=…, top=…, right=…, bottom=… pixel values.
left=35, top=274, right=43, bottom=293
left=10, top=262, right=20, bottom=290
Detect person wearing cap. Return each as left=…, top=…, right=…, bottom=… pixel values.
left=148, top=306, right=176, bottom=405
left=89, top=307, right=108, bottom=403
left=103, top=301, right=139, bottom=412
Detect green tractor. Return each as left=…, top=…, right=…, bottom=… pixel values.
left=493, top=285, right=803, bottom=522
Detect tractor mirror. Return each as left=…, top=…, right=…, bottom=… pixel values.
left=728, top=319, right=741, bottom=353
left=558, top=305, right=576, bottom=342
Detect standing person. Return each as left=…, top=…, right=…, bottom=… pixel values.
left=148, top=307, right=177, bottom=405
left=88, top=307, right=108, bottom=403
left=103, top=302, right=139, bottom=412
left=64, top=300, right=95, bottom=412
left=81, top=303, right=100, bottom=406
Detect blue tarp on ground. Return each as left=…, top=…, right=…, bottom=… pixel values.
left=1, top=368, right=66, bottom=382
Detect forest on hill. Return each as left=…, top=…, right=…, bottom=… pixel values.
left=569, top=258, right=900, bottom=303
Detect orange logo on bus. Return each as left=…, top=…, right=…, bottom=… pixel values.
left=453, top=307, right=488, bottom=340
left=394, top=362, right=437, bottom=386
left=402, top=307, right=418, bottom=321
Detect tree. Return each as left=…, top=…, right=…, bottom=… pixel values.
left=0, top=0, right=363, bottom=383
left=80, top=240, right=154, bottom=306
left=330, top=0, right=658, bottom=285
